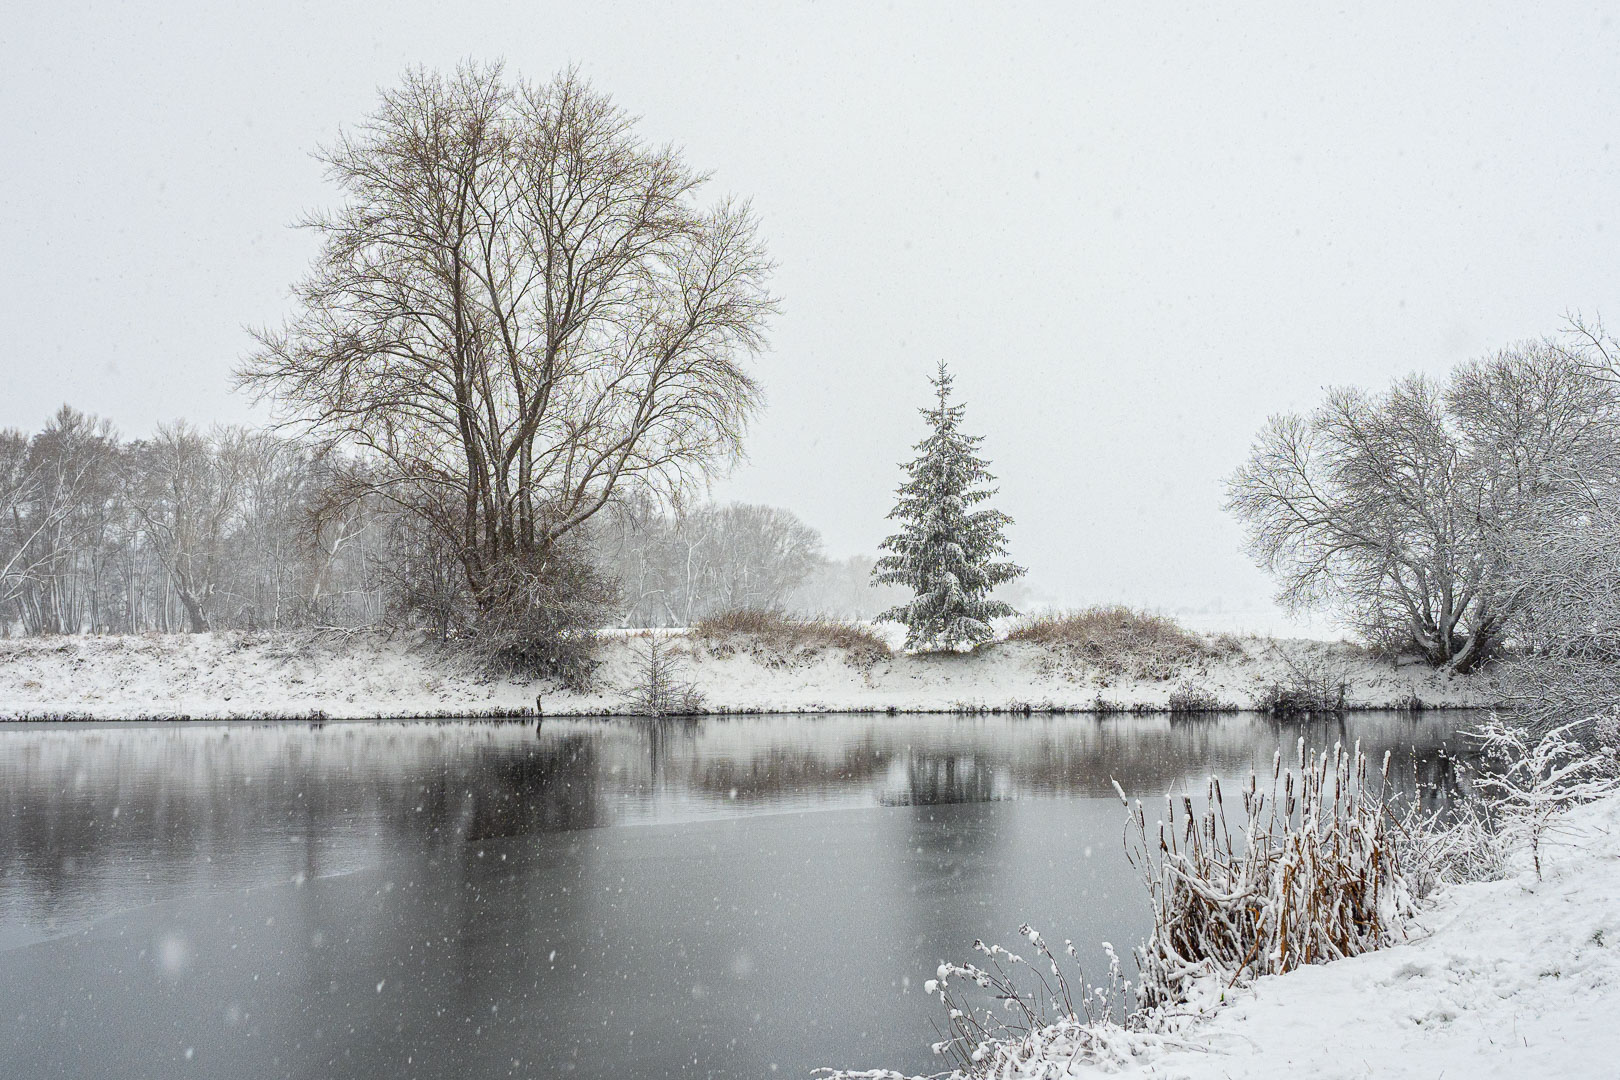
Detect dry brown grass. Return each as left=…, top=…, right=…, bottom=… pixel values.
left=1008, top=605, right=1226, bottom=681
left=693, top=609, right=891, bottom=670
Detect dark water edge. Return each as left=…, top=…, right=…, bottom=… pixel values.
left=0, top=702, right=1496, bottom=722
left=0, top=711, right=1468, bottom=1079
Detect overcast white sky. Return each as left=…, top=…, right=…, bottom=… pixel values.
left=4, top=2, right=1618, bottom=630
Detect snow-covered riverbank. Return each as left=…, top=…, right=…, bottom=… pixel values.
left=0, top=628, right=1502, bottom=720
left=836, top=791, right=1620, bottom=1079
left=1107, top=791, right=1620, bottom=1080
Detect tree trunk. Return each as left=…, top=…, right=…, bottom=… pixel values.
left=177, top=587, right=209, bottom=633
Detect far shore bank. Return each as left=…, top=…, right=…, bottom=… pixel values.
left=0, top=628, right=1506, bottom=722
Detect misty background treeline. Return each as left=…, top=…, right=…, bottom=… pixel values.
left=0, top=405, right=904, bottom=637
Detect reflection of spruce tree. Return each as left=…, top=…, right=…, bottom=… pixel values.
left=873, top=362, right=1025, bottom=651
left=901, top=750, right=999, bottom=806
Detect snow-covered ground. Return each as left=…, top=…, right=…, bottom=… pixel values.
left=1104, top=791, right=1620, bottom=1080
left=0, top=627, right=1502, bottom=719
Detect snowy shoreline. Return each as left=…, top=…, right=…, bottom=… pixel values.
left=836, top=792, right=1620, bottom=1080
left=0, top=629, right=1504, bottom=721
left=1095, top=791, right=1620, bottom=1079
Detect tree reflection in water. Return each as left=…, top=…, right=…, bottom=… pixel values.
left=0, top=712, right=1468, bottom=1080
left=0, top=712, right=1466, bottom=934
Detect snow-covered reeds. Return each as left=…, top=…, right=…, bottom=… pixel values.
left=1126, top=740, right=1412, bottom=1015
left=826, top=741, right=1419, bottom=1079
left=827, top=726, right=1620, bottom=1079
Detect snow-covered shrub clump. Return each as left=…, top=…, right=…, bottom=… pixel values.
left=1465, top=713, right=1620, bottom=879
left=1165, top=680, right=1231, bottom=713
left=833, top=931, right=1185, bottom=1078
left=1252, top=646, right=1351, bottom=716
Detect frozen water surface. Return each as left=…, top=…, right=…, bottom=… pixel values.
left=0, top=712, right=1464, bottom=1078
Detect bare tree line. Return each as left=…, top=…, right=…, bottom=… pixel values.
left=0, top=407, right=382, bottom=635
left=0, top=405, right=878, bottom=637
left=588, top=495, right=914, bottom=626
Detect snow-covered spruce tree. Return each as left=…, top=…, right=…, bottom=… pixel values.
left=872, top=362, right=1025, bottom=651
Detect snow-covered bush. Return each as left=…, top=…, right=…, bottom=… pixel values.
left=617, top=634, right=705, bottom=717
left=1390, top=796, right=1509, bottom=898
left=823, top=929, right=1177, bottom=1079
left=1465, top=713, right=1620, bottom=879
left=1252, top=647, right=1350, bottom=716
left=1166, top=680, right=1231, bottom=713
left=920, top=931, right=1151, bottom=1075
left=466, top=544, right=618, bottom=692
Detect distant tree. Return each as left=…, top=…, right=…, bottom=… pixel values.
left=1227, top=340, right=1620, bottom=672
left=129, top=423, right=251, bottom=633
left=0, top=408, right=123, bottom=634
left=788, top=554, right=909, bottom=620
left=872, top=362, right=1024, bottom=651
left=691, top=503, right=823, bottom=615
left=237, top=63, right=775, bottom=650
left=590, top=497, right=824, bottom=626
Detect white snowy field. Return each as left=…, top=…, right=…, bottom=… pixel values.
left=0, top=627, right=1502, bottom=719
left=1102, top=792, right=1620, bottom=1080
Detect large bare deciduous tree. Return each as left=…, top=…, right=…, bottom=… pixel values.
left=1227, top=341, right=1620, bottom=672
left=238, top=63, right=776, bottom=627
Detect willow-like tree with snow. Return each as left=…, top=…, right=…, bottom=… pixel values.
left=872, top=363, right=1024, bottom=651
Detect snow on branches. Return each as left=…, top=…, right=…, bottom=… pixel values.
left=872, top=363, right=1024, bottom=652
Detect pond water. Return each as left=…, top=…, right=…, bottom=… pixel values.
left=0, top=712, right=1465, bottom=1079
